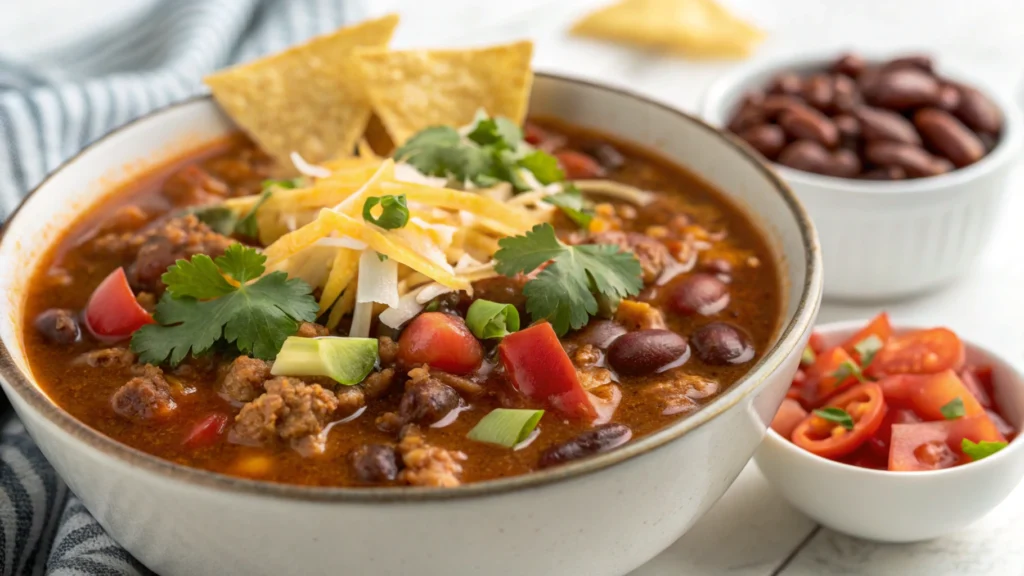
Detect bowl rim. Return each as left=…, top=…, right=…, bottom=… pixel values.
left=700, top=51, right=1024, bottom=196
left=762, top=318, right=1024, bottom=480
left=0, top=72, right=823, bottom=502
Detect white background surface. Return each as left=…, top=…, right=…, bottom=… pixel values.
left=3, top=1, right=1024, bottom=574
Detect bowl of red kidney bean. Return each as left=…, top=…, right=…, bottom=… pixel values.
left=702, top=52, right=1023, bottom=301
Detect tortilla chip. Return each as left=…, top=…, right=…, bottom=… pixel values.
left=204, top=14, right=399, bottom=165
left=571, top=0, right=763, bottom=59
left=356, top=41, right=534, bottom=144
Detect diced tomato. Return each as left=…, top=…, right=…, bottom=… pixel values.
left=958, top=367, right=993, bottom=409
left=879, top=370, right=985, bottom=421
left=841, top=445, right=889, bottom=470
left=524, top=123, right=548, bottom=145
left=839, top=312, right=893, bottom=362
left=555, top=150, right=606, bottom=179
left=867, top=328, right=965, bottom=378
left=810, top=347, right=860, bottom=401
left=771, top=398, right=808, bottom=439
left=397, top=312, right=483, bottom=375
left=183, top=413, right=229, bottom=448
left=865, top=407, right=920, bottom=459
left=792, top=382, right=887, bottom=459
left=888, top=415, right=1005, bottom=471
left=84, top=267, right=154, bottom=341
left=808, top=332, right=826, bottom=354
left=498, top=322, right=596, bottom=420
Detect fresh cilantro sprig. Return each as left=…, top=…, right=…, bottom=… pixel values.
left=940, top=397, right=965, bottom=420
left=962, top=439, right=1008, bottom=461
left=543, top=186, right=593, bottom=228
left=493, top=223, right=642, bottom=336
left=191, top=178, right=300, bottom=238
left=813, top=407, right=855, bottom=431
left=130, top=244, right=318, bottom=366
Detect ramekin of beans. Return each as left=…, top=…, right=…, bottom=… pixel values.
left=702, top=52, right=1023, bottom=301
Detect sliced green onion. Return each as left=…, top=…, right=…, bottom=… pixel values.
left=362, top=194, right=409, bottom=230
left=271, top=336, right=378, bottom=385
left=467, top=408, right=544, bottom=448
left=961, top=439, right=1008, bottom=461
left=800, top=346, right=816, bottom=367
left=466, top=299, right=520, bottom=339
left=854, top=334, right=884, bottom=367
left=814, top=407, right=854, bottom=431
left=941, top=397, right=965, bottom=420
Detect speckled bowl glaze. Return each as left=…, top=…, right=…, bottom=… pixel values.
left=0, top=74, right=822, bottom=576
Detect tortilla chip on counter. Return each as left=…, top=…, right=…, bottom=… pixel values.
left=356, top=41, right=534, bottom=145
left=204, top=14, right=400, bottom=165
left=571, top=0, right=763, bottom=59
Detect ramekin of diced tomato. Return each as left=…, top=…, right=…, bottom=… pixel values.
left=755, top=314, right=1024, bottom=542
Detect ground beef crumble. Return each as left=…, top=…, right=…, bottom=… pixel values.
left=397, top=425, right=466, bottom=487
left=111, top=365, right=176, bottom=420
left=75, top=348, right=136, bottom=368
left=127, top=215, right=234, bottom=294
left=222, top=356, right=272, bottom=402
left=232, top=377, right=339, bottom=455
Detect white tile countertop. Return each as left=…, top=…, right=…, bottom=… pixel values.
left=4, top=0, right=1024, bottom=574
left=361, top=1, right=1024, bottom=574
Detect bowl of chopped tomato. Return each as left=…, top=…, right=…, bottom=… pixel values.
left=756, top=313, right=1024, bottom=542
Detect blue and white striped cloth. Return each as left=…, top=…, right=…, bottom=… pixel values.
left=0, top=2, right=352, bottom=573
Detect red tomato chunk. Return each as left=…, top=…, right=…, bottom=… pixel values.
left=397, top=312, right=483, bottom=375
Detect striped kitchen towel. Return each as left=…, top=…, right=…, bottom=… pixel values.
left=0, top=1, right=353, bottom=573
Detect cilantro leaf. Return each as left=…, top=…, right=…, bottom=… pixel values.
left=130, top=244, right=318, bottom=366
left=854, top=334, right=884, bottom=367
left=831, top=360, right=866, bottom=384
left=543, top=187, right=593, bottom=229
left=962, top=439, right=1008, bottom=461
left=393, top=126, right=478, bottom=181
left=467, top=116, right=522, bottom=149
left=814, top=407, right=854, bottom=431
left=235, top=189, right=272, bottom=239
left=191, top=206, right=237, bottom=236
left=494, top=223, right=643, bottom=335
left=940, top=397, right=965, bottom=420
left=519, top=150, right=564, bottom=185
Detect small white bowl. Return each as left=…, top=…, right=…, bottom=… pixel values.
left=702, top=53, right=1024, bottom=301
left=755, top=320, right=1024, bottom=543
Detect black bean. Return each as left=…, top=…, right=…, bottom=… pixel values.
left=399, top=380, right=461, bottom=425
left=538, top=423, right=632, bottom=468
left=607, top=329, right=689, bottom=376
left=691, top=322, right=755, bottom=365
left=349, top=444, right=400, bottom=483
left=34, top=308, right=80, bottom=345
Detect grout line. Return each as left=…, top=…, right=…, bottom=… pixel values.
left=769, top=524, right=821, bottom=576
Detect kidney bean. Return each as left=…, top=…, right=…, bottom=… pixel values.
left=802, top=74, right=834, bottom=111
left=691, top=322, right=755, bottom=365
left=538, top=423, right=633, bottom=468
left=741, top=91, right=766, bottom=108
left=978, top=132, right=998, bottom=152
left=586, top=143, right=626, bottom=171
left=864, top=141, right=952, bottom=177
left=607, top=329, right=689, bottom=376
left=777, top=140, right=832, bottom=174
left=727, top=104, right=765, bottom=134
left=857, top=67, right=883, bottom=96
left=833, top=114, right=861, bottom=148
left=670, top=274, right=730, bottom=316
left=831, top=53, right=867, bottom=78
left=701, top=258, right=732, bottom=277
left=767, top=72, right=803, bottom=95
left=738, top=124, right=786, bottom=159
left=883, top=54, right=934, bottom=73
left=34, top=308, right=81, bottom=345
left=866, top=68, right=940, bottom=110
left=831, top=74, right=861, bottom=113
left=826, top=149, right=862, bottom=177
left=399, top=379, right=461, bottom=425
left=937, top=84, right=961, bottom=112
left=860, top=166, right=907, bottom=180
left=913, top=108, right=985, bottom=168
left=778, top=105, right=839, bottom=148
left=573, top=319, right=627, bottom=350
left=854, top=106, right=922, bottom=145
left=761, top=94, right=804, bottom=119
left=955, top=87, right=1003, bottom=135
left=350, top=444, right=399, bottom=483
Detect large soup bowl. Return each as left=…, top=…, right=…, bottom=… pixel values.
left=0, top=75, right=822, bottom=576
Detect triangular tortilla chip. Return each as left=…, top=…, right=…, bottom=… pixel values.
left=356, top=41, right=534, bottom=145
left=204, top=14, right=399, bottom=165
left=571, top=0, right=763, bottom=59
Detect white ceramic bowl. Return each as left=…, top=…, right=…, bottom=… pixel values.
left=702, top=54, right=1024, bottom=301
left=0, top=75, right=823, bottom=576
left=755, top=320, right=1024, bottom=543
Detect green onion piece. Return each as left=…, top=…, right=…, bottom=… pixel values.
left=940, top=397, right=965, bottom=420
left=830, top=360, right=865, bottom=384
left=467, top=408, right=544, bottom=448
left=466, top=299, right=520, bottom=339
left=362, top=194, right=410, bottom=230
left=961, top=439, right=1008, bottom=461
left=801, top=346, right=816, bottom=367
left=814, top=407, right=854, bottom=431
left=270, top=336, right=378, bottom=385
left=854, top=334, right=884, bottom=367
left=262, top=177, right=303, bottom=190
